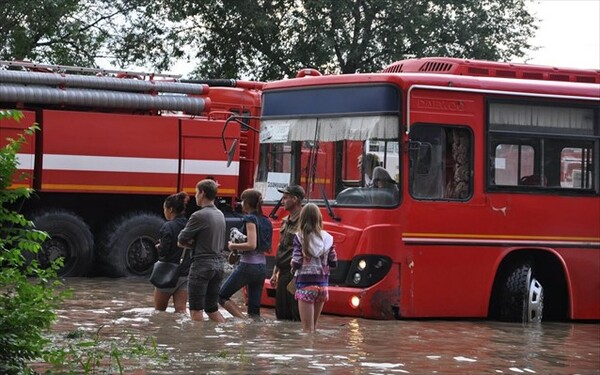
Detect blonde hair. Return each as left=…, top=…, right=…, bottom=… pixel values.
left=299, top=203, right=323, bottom=257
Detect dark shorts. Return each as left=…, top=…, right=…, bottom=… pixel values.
left=188, top=258, right=224, bottom=313
left=156, top=276, right=188, bottom=294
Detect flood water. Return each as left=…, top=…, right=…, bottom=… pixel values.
left=42, top=277, right=599, bottom=374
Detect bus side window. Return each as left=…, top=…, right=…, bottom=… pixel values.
left=410, top=125, right=472, bottom=200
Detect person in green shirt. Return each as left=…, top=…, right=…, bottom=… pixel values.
left=269, top=185, right=304, bottom=321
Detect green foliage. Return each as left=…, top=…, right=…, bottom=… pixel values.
left=41, top=327, right=167, bottom=374
left=1, top=0, right=537, bottom=80
left=0, top=110, right=68, bottom=374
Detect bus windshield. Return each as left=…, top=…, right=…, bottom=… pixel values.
left=255, top=114, right=401, bottom=206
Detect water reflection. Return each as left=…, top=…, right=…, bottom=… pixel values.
left=47, top=278, right=600, bottom=374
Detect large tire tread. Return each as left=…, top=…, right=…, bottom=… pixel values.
left=30, top=210, right=94, bottom=277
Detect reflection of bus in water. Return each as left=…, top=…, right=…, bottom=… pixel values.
left=255, top=57, right=599, bottom=323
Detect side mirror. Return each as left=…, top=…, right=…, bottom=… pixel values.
left=226, top=139, right=239, bottom=167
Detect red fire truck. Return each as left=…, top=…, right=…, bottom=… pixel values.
left=0, top=61, right=262, bottom=277
left=252, top=57, right=600, bottom=322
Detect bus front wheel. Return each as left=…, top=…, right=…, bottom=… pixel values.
left=499, top=264, right=544, bottom=323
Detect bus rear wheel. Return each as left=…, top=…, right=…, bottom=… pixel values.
left=499, top=264, right=544, bottom=323
left=99, top=213, right=164, bottom=277
left=31, top=210, right=94, bottom=277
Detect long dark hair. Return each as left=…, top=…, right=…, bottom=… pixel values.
left=164, top=191, right=189, bottom=215
left=240, top=189, right=264, bottom=216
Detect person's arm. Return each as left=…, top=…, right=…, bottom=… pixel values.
left=177, top=213, right=200, bottom=248
left=290, top=234, right=303, bottom=271
left=327, top=245, right=338, bottom=268
left=157, top=224, right=174, bottom=259
left=228, top=221, right=257, bottom=252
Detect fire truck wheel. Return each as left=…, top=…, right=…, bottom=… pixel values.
left=99, top=213, right=164, bottom=277
left=499, top=263, right=544, bottom=323
left=31, top=210, right=94, bottom=277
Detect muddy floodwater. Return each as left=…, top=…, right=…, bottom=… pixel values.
left=42, top=277, right=599, bottom=374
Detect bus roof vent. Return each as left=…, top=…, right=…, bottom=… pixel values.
left=467, top=67, right=490, bottom=76
left=575, top=75, right=596, bottom=83
left=419, top=61, right=453, bottom=72
left=383, top=63, right=404, bottom=73
left=496, top=70, right=517, bottom=78
left=382, top=57, right=600, bottom=83
left=522, top=72, right=544, bottom=80
left=548, top=74, right=570, bottom=81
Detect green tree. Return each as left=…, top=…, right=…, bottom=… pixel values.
left=1, top=0, right=537, bottom=80
left=157, top=0, right=537, bottom=80
left=0, top=110, right=67, bottom=374
left=0, top=0, right=179, bottom=69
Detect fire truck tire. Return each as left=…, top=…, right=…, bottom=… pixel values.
left=99, top=213, right=164, bottom=277
left=31, top=210, right=94, bottom=277
left=499, top=263, right=544, bottom=323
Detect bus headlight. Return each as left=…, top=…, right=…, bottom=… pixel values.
left=357, top=259, right=367, bottom=271
left=350, top=296, right=361, bottom=308
left=345, top=255, right=392, bottom=287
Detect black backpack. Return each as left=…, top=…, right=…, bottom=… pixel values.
left=255, top=215, right=273, bottom=253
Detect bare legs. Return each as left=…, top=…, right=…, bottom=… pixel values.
left=190, top=309, right=226, bottom=322
left=172, top=288, right=188, bottom=313
left=298, top=300, right=325, bottom=333
left=153, top=288, right=188, bottom=313
left=220, top=299, right=246, bottom=319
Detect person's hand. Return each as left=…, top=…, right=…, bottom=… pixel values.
left=270, top=270, right=279, bottom=288
left=228, top=241, right=235, bottom=251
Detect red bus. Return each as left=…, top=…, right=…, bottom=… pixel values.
left=253, top=57, right=599, bottom=322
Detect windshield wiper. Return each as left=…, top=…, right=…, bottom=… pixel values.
left=319, top=185, right=341, bottom=222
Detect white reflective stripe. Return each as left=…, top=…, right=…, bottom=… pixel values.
left=16, top=153, right=35, bottom=170
left=42, top=154, right=239, bottom=175
left=182, top=159, right=239, bottom=175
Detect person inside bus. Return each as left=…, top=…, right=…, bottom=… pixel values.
left=358, top=153, right=380, bottom=187
left=371, top=166, right=399, bottom=205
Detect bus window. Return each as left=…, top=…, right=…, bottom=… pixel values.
left=492, top=143, right=536, bottom=186
left=488, top=101, right=597, bottom=192
left=409, top=125, right=472, bottom=200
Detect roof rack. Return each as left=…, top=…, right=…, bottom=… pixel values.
left=0, top=60, right=182, bottom=79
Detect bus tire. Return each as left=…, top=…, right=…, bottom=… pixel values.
left=31, top=210, right=94, bottom=277
left=499, top=264, right=544, bottom=323
left=99, top=213, right=164, bottom=277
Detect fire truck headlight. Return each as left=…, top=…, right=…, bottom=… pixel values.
left=344, top=255, right=392, bottom=288
left=350, top=296, right=361, bottom=308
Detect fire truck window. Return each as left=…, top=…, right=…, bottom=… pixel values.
left=409, top=125, right=472, bottom=200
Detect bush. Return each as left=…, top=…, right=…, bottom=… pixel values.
left=0, top=109, right=68, bottom=374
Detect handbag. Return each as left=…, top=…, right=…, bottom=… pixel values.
left=227, top=250, right=240, bottom=265
left=286, top=276, right=296, bottom=295
left=150, top=248, right=187, bottom=288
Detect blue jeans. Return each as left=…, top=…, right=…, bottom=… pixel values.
left=219, top=262, right=266, bottom=316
